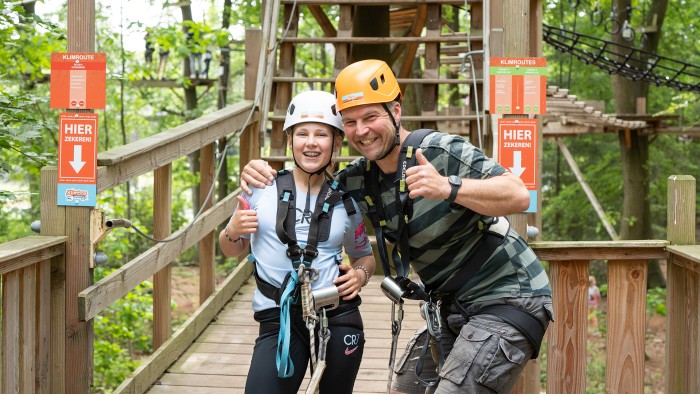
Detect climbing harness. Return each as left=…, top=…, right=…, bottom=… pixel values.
left=251, top=169, right=355, bottom=381
left=365, top=129, right=541, bottom=390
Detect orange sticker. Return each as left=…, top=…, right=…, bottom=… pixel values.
left=497, top=118, right=538, bottom=190
left=50, top=53, right=106, bottom=109
left=57, top=113, right=98, bottom=184
left=490, top=57, right=547, bottom=115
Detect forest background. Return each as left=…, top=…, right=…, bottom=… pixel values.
left=1, top=0, right=699, bottom=392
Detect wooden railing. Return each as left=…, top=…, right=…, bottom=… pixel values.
left=1, top=236, right=66, bottom=393
left=532, top=175, right=697, bottom=393
left=0, top=98, right=258, bottom=393
left=0, top=148, right=696, bottom=394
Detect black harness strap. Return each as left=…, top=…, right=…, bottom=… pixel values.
left=363, top=129, right=433, bottom=301
left=253, top=170, right=355, bottom=304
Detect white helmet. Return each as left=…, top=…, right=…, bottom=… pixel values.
left=283, top=90, right=344, bottom=136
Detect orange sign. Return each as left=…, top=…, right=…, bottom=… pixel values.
left=58, top=113, right=98, bottom=184
left=490, top=57, right=547, bottom=115
left=498, top=118, right=538, bottom=212
left=50, top=52, right=106, bottom=109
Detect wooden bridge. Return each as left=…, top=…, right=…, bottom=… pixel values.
left=2, top=0, right=700, bottom=393
left=1, top=97, right=698, bottom=392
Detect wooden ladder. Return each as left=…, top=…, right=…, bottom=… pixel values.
left=255, top=0, right=487, bottom=168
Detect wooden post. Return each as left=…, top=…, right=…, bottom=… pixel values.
left=546, top=260, right=588, bottom=393
left=199, top=143, right=216, bottom=303
left=501, top=2, right=540, bottom=393
left=334, top=5, right=352, bottom=75
left=240, top=28, right=262, bottom=174
left=40, top=167, right=65, bottom=394
left=606, top=259, right=647, bottom=393
left=63, top=1, right=96, bottom=392
left=2, top=270, right=20, bottom=394
left=153, top=164, right=172, bottom=349
left=666, top=175, right=697, bottom=394
left=421, top=4, right=440, bottom=131
left=268, top=4, right=299, bottom=171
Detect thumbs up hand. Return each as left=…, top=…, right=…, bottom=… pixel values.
left=405, top=149, right=453, bottom=200
left=227, top=194, right=258, bottom=238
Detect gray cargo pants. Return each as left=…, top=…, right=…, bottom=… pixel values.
left=392, top=295, right=553, bottom=394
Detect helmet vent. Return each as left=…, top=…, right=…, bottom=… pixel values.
left=369, top=77, right=379, bottom=91
left=380, top=74, right=386, bottom=84
left=288, top=103, right=295, bottom=115
left=331, top=104, right=337, bottom=115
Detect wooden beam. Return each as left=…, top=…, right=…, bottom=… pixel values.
left=531, top=240, right=669, bottom=261
left=606, top=259, right=647, bottom=393
left=281, top=35, right=479, bottom=43
left=282, top=0, right=479, bottom=4
left=306, top=5, right=336, bottom=37
left=0, top=236, right=66, bottom=276
left=78, top=189, right=241, bottom=322
left=152, top=163, right=172, bottom=350
left=546, top=259, right=587, bottom=394
left=96, top=101, right=256, bottom=193
left=557, top=138, right=620, bottom=240
left=199, top=143, right=216, bottom=303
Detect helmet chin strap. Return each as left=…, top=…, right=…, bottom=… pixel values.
left=375, top=103, right=401, bottom=162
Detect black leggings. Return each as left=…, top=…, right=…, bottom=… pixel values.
left=244, top=301, right=365, bottom=394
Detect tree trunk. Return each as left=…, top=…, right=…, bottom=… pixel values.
left=611, top=0, right=668, bottom=288
left=216, top=0, right=233, bottom=263
left=351, top=6, right=391, bottom=62
left=181, top=4, right=200, bottom=263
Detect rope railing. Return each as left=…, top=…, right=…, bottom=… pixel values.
left=543, top=24, right=700, bottom=93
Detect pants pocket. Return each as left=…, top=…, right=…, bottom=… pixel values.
left=438, top=324, right=492, bottom=386
left=478, top=335, right=527, bottom=391
left=394, top=326, right=428, bottom=373
left=438, top=323, right=528, bottom=392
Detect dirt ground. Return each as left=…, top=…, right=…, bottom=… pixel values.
left=170, top=267, right=667, bottom=393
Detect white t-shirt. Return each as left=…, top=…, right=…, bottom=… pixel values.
left=233, top=177, right=372, bottom=312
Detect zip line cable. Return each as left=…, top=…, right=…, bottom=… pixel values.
left=118, top=0, right=300, bottom=243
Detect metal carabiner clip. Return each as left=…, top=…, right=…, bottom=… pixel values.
left=422, top=300, right=442, bottom=339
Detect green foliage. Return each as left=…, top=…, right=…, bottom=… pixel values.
left=92, top=266, right=154, bottom=392
left=646, top=287, right=667, bottom=317
left=0, top=4, right=63, bottom=203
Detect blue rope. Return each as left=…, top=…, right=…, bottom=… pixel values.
left=276, top=268, right=299, bottom=378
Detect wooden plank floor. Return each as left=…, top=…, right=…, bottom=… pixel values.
left=147, top=276, right=426, bottom=393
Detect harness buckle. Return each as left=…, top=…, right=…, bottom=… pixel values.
left=286, top=245, right=303, bottom=261
left=303, top=244, right=319, bottom=261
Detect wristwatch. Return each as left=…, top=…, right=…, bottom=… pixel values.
left=447, top=175, right=462, bottom=203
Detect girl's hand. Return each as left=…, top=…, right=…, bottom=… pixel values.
left=333, top=264, right=363, bottom=300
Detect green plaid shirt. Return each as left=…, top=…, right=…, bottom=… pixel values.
left=336, top=130, right=551, bottom=302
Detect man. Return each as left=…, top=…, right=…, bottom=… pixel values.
left=242, top=59, right=553, bottom=394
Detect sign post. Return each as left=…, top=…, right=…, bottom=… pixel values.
left=57, top=113, right=98, bottom=207
left=497, top=118, right=538, bottom=212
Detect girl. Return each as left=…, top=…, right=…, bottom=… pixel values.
left=220, top=90, right=375, bottom=394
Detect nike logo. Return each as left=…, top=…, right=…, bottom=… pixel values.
left=345, top=346, right=359, bottom=355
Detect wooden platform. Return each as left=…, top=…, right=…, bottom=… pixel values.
left=146, top=276, right=426, bottom=393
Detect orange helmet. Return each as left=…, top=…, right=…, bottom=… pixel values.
left=335, top=59, right=402, bottom=111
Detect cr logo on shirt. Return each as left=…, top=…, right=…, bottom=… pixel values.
left=344, top=334, right=360, bottom=346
